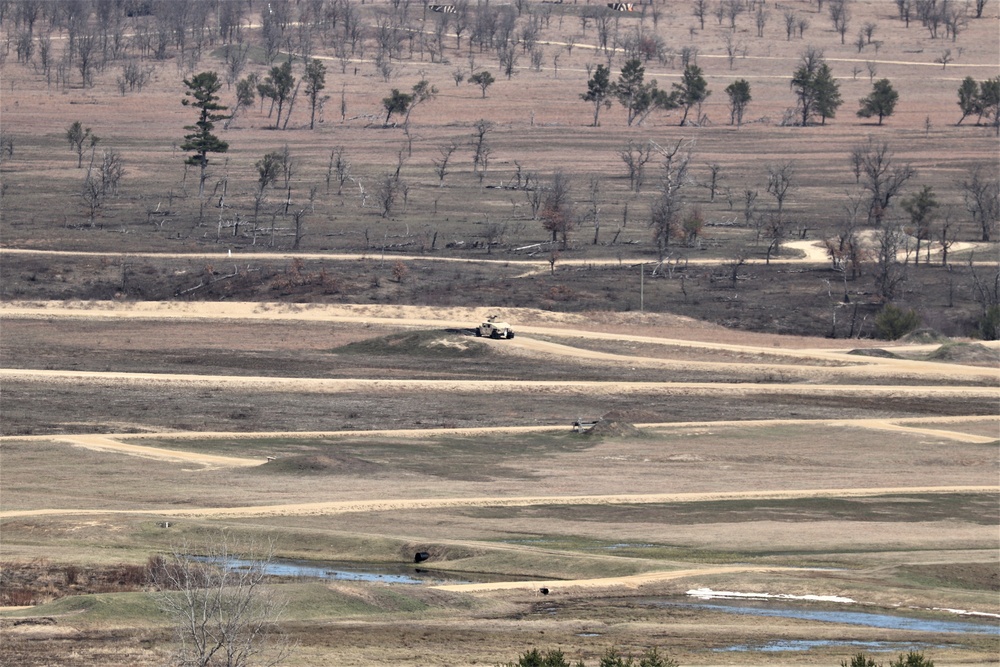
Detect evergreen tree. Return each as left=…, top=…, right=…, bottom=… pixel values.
left=858, top=78, right=899, bottom=125
left=303, top=58, right=326, bottom=130
left=725, top=79, right=752, bottom=127
left=614, top=58, right=679, bottom=126
left=674, top=64, right=710, bottom=126
left=258, top=59, right=296, bottom=129
left=180, top=71, right=229, bottom=197
left=382, top=89, right=413, bottom=126
left=791, top=48, right=841, bottom=125
left=814, top=63, right=843, bottom=124
left=956, top=76, right=979, bottom=125
left=902, top=185, right=939, bottom=264
left=582, top=64, right=613, bottom=127
left=978, top=76, right=1000, bottom=134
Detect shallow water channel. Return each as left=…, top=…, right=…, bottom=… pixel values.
left=656, top=599, right=1000, bottom=635
left=191, top=556, right=528, bottom=585
left=650, top=599, right=999, bottom=654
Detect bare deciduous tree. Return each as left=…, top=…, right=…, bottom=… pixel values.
left=961, top=165, right=1000, bottom=241
left=872, top=222, right=908, bottom=301
left=433, top=142, right=457, bottom=186
left=766, top=162, right=795, bottom=217
left=470, top=119, right=493, bottom=179
left=763, top=212, right=788, bottom=264
left=325, top=147, right=350, bottom=196
left=828, top=0, right=851, bottom=44
left=648, top=139, right=692, bottom=260
left=854, top=138, right=915, bottom=225
left=541, top=170, right=575, bottom=249
left=619, top=140, right=654, bottom=192
left=693, top=0, right=708, bottom=30
left=783, top=10, right=797, bottom=40
left=81, top=148, right=124, bottom=226
left=375, top=172, right=401, bottom=218
left=67, top=121, right=98, bottom=168
left=149, top=537, right=293, bottom=667
left=743, top=187, right=759, bottom=229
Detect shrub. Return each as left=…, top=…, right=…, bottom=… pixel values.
left=874, top=304, right=920, bottom=340
left=977, top=305, right=1000, bottom=340
left=840, top=651, right=935, bottom=667
left=888, top=652, right=934, bottom=667
left=499, top=648, right=574, bottom=667
left=499, top=648, right=677, bottom=667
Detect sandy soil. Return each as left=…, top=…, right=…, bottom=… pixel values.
left=3, top=415, right=994, bottom=470
left=2, top=302, right=998, bottom=385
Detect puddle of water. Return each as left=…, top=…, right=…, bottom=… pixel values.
left=656, top=600, right=1000, bottom=635
left=715, top=640, right=947, bottom=653
left=190, top=556, right=481, bottom=585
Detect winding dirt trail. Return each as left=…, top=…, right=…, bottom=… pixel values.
left=1, top=239, right=990, bottom=271
left=3, top=368, right=996, bottom=399
left=3, top=415, right=994, bottom=470
left=2, top=486, right=995, bottom=520
left=433, top=565, right=804, bottom=593
left=3, top=297, right=997, bottom=599
left=55, top=435, right=264, bottom=468
left=2, top=301, right=998, bottom=384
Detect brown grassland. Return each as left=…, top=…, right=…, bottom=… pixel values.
left=0, top=1, right=998, bottom=666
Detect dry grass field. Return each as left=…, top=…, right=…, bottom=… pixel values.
left=1, top=1, right=998, bottom=666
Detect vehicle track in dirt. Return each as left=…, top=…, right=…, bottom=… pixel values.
left=2, top=301, right=996, bottom=534
left=3, top=368, right=996, bottom=400
left=0, top=239, right=990, bottom=271
left=3, top=486, right=996, bottom=520
left=4, top=300, right=997, bottom=367
left=2, top=416, right=996, bottom=468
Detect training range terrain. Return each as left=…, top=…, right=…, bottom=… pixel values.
left=1, top=299, right=998, bottom=666
left=1, top=0, right=998, bottom=663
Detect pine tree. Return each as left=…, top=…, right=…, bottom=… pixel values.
left=303, top=59, right=326, bottom=130
left=581, top=64, right=613, bottom=127
left=858, top=78, right=899, bottom=125
left=725, top=79, right=752, bottom=127
left=674, top=64, right=710, bottom=126
left=180, top=72, right=229, bottom=197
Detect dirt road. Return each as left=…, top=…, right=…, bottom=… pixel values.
left=3, top=415, right=995, bottom=469
left=1, top=239, right=989, bottom=269
left=433, top=565, right=805, bottom=593
left=2, top=302, right=998, bottom=388
left=2, top=300, right=996, bottom=536
left=2, top=486, right=995, bottom=520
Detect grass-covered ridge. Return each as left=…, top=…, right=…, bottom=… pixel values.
left=332, top=331, right=491, bottom=358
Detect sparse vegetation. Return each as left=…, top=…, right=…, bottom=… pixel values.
left=1, top=3, right=997, bottom=666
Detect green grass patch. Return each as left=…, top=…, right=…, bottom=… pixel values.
left=136, top=431, right=600, bottom=482
left=465, top=495, right=1000, bottom=527
left=2, top=590, right=170, bottom=625
left=894, top=562, right=1000, bottom=592
left=0, top=582, right=481, bottom=627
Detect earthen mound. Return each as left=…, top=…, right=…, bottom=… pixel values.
left=925, top=342, right=999, bottom=367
